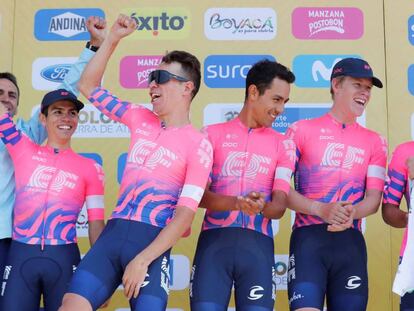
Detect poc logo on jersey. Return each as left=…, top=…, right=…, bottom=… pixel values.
left=292, top=7, right=363, bottom=39
left=120, top=56, right=162, bottom=89
left=34, top=8, right=105, bottom=40
left=293, top=55, right=359, bottom=88
left=204, top=55, right=275, bottom=88
left=204, top=8, right=276, bottom=40
left=408, top=65, right=414, bottom=96
left=32, top=57, right=78, bottom=90
left=123, top=8, right=190, bottom=39
left=409, top=16, right=414, bottom=45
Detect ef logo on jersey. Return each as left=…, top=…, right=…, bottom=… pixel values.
left=321, top=143, right=365, bottom=169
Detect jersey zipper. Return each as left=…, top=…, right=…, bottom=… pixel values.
left=240, top=128, right=252, bottom=228
left=128, top=125, right=164, bottom=220
left=40, top=148, right=60, bottom=250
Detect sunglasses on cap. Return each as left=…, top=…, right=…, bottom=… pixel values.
left=148, top=69, right=190, bottom=85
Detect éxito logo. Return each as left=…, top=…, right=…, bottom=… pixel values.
left=123, top=8, right=190, bottom=39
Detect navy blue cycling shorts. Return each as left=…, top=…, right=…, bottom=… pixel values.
left=401, top=291, right=414, bottom=311
left=190, top=227, right=276, bottom=311
left=0, top=240, right=80, bottom=311
left=287, top=224, right=368, bottom=311
left=68, top=218, right=171, bottom=311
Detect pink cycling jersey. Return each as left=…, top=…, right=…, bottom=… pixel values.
left=88, top=87, right=212, bottom=228
left=286, top=113, right=387, bottom=231
left=0, top=113, right=105, bottom=246
left=383, top=141, right=414, bottom=256
left=201, top=117, right=296, bottom=237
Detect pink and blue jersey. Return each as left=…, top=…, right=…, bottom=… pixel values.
left=287, top=113, right=387, bottom=231
left=0, top=113, right=105, bottom=246
left=88, top=87, right=212, bottom=228
left=383, top=141, right=414, bottom=256
left=201, top=117, right=296, bottom=237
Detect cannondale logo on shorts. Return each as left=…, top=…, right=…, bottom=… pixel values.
left=345, top=275, right=362, bottom=289
left=2, top=266, right=11, bottom=280
left=141, top=273, right=150, bottom=288
left=247, top=285, right=264, bottom=300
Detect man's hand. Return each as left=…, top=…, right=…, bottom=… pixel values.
left=315, top=201, right=352, bottom=225
left=327, top=204, right=356, bottom=232
left=108, top=14, right=137, bottom=42
left=86, top=16, right=107, bottom=47
left=122, top=254, right=149, bottom=299
left=236, top=191, right=265, bottom=215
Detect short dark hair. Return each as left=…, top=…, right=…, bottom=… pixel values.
left=162, top=50, right=201, bottom=99
left=245, top=60, right=295, bottom=100
left=0, top=72, right=20, bottom=104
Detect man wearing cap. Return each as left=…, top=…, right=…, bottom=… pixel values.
left=0, top=89, right=105, bottom=311
left=285, top=58, right=387, bottom=311
left=0, top=15, right=107, bottom=292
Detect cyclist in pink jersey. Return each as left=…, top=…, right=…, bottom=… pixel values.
left=286, top=58, right=387, bottom=311
left=190, top=60, right=296, bottom=311
left=383, top=142, right=414, bottom=310
left=0, top=89, right=105, bottom=311
left=60, top=14, right=212, bottom=311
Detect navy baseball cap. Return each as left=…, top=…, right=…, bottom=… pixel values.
left=330, top=58, right=383, bottom=88
left=41, top=89, right=84, bottom=114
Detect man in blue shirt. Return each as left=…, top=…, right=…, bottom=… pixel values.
left=0, top=16, right=107, bottom=295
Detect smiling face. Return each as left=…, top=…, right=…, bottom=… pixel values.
left=250, top=77, right=291, bottom=128
left=40, top=100, right=79, bottom=148
left=0, top=78, right=19, bottom=116
left=148, top=62, right=193, bottom=117
left=332, top=76, right=373, bottom=118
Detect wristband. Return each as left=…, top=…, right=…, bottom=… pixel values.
left=86, top=41, right=99, bottom=52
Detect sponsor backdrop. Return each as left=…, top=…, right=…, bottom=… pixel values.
left=0, top=0, right=410, bottom=310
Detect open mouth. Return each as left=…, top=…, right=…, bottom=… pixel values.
left=150, top=93, right=161, bottom=103
left=354, top=98, right=366, bottom=106
left=58, top=125, right=72, bottom=130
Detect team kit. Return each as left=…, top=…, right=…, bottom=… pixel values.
left=0, top=14, right=413, bottom=311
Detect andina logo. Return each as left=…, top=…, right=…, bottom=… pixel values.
left=125, top=8, right=190, bottom=39
left=292, top=7, right=363, bottom=40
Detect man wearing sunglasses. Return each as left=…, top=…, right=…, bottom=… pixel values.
left=60, top=14, right=212, bottom=311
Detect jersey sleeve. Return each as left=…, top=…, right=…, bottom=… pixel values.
left=366, top=134, right=387, bottom=191
left=273, top=137, right=296, bottom=194
left=84, top=161, right=105, bottom=221
left=0, top=113, right=36, bottom=159
left=383, top=144, right=408, bottom=206
left=176, top=136, right=213, bottom=212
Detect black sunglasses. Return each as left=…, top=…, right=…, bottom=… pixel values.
left=148, top=69, right=190, bottom=85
